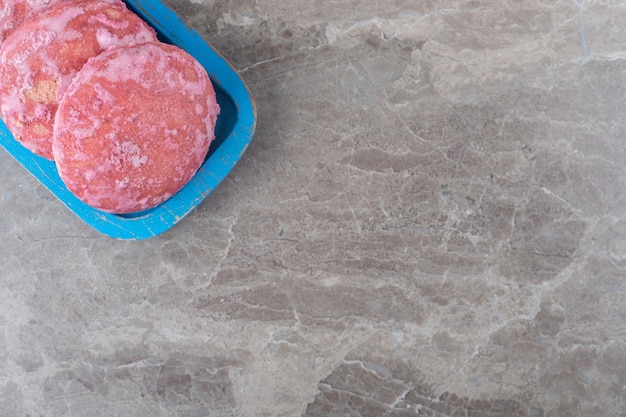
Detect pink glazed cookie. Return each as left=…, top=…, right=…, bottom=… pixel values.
left=0, top=0, right=157, bottom=159
left=52, top=42, right=220, bottom=214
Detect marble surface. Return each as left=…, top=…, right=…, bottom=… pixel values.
left=1, top=0, right=625, bottom=416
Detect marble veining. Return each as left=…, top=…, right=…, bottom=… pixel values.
left=1, top=0, right=625, bottom=416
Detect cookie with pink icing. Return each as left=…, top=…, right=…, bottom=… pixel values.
left=0, top=0, right=67, bottom=45
left=0, top=0, right=157, bottom=159
left=52, top=41, right=220, bottom=214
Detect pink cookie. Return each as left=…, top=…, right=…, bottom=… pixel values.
left=53, top=42, right=220, bottom=214
left=0, top=0, right=157, bottom=159
left=0, top=0, right=67, bottom=45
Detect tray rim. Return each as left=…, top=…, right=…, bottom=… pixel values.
left=0, top=0, right=256, bottom=240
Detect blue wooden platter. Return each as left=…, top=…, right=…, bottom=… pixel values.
left=0, top=0, right=256, bottom=240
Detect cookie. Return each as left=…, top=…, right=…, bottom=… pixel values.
left=52, top=42, right=220, bottom=214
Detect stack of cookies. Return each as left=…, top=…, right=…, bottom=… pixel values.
left=0, top=0, right=220, bottom=213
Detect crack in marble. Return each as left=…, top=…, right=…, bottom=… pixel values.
left=238, top=54, right=292, bottom=73
left=572, top=0, right=591, bottom=64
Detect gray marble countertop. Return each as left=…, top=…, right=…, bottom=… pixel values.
left=1, top=0, right=625, bottom=416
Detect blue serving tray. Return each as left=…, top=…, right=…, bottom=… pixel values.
left=0, top=0, right=256, bottom=240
